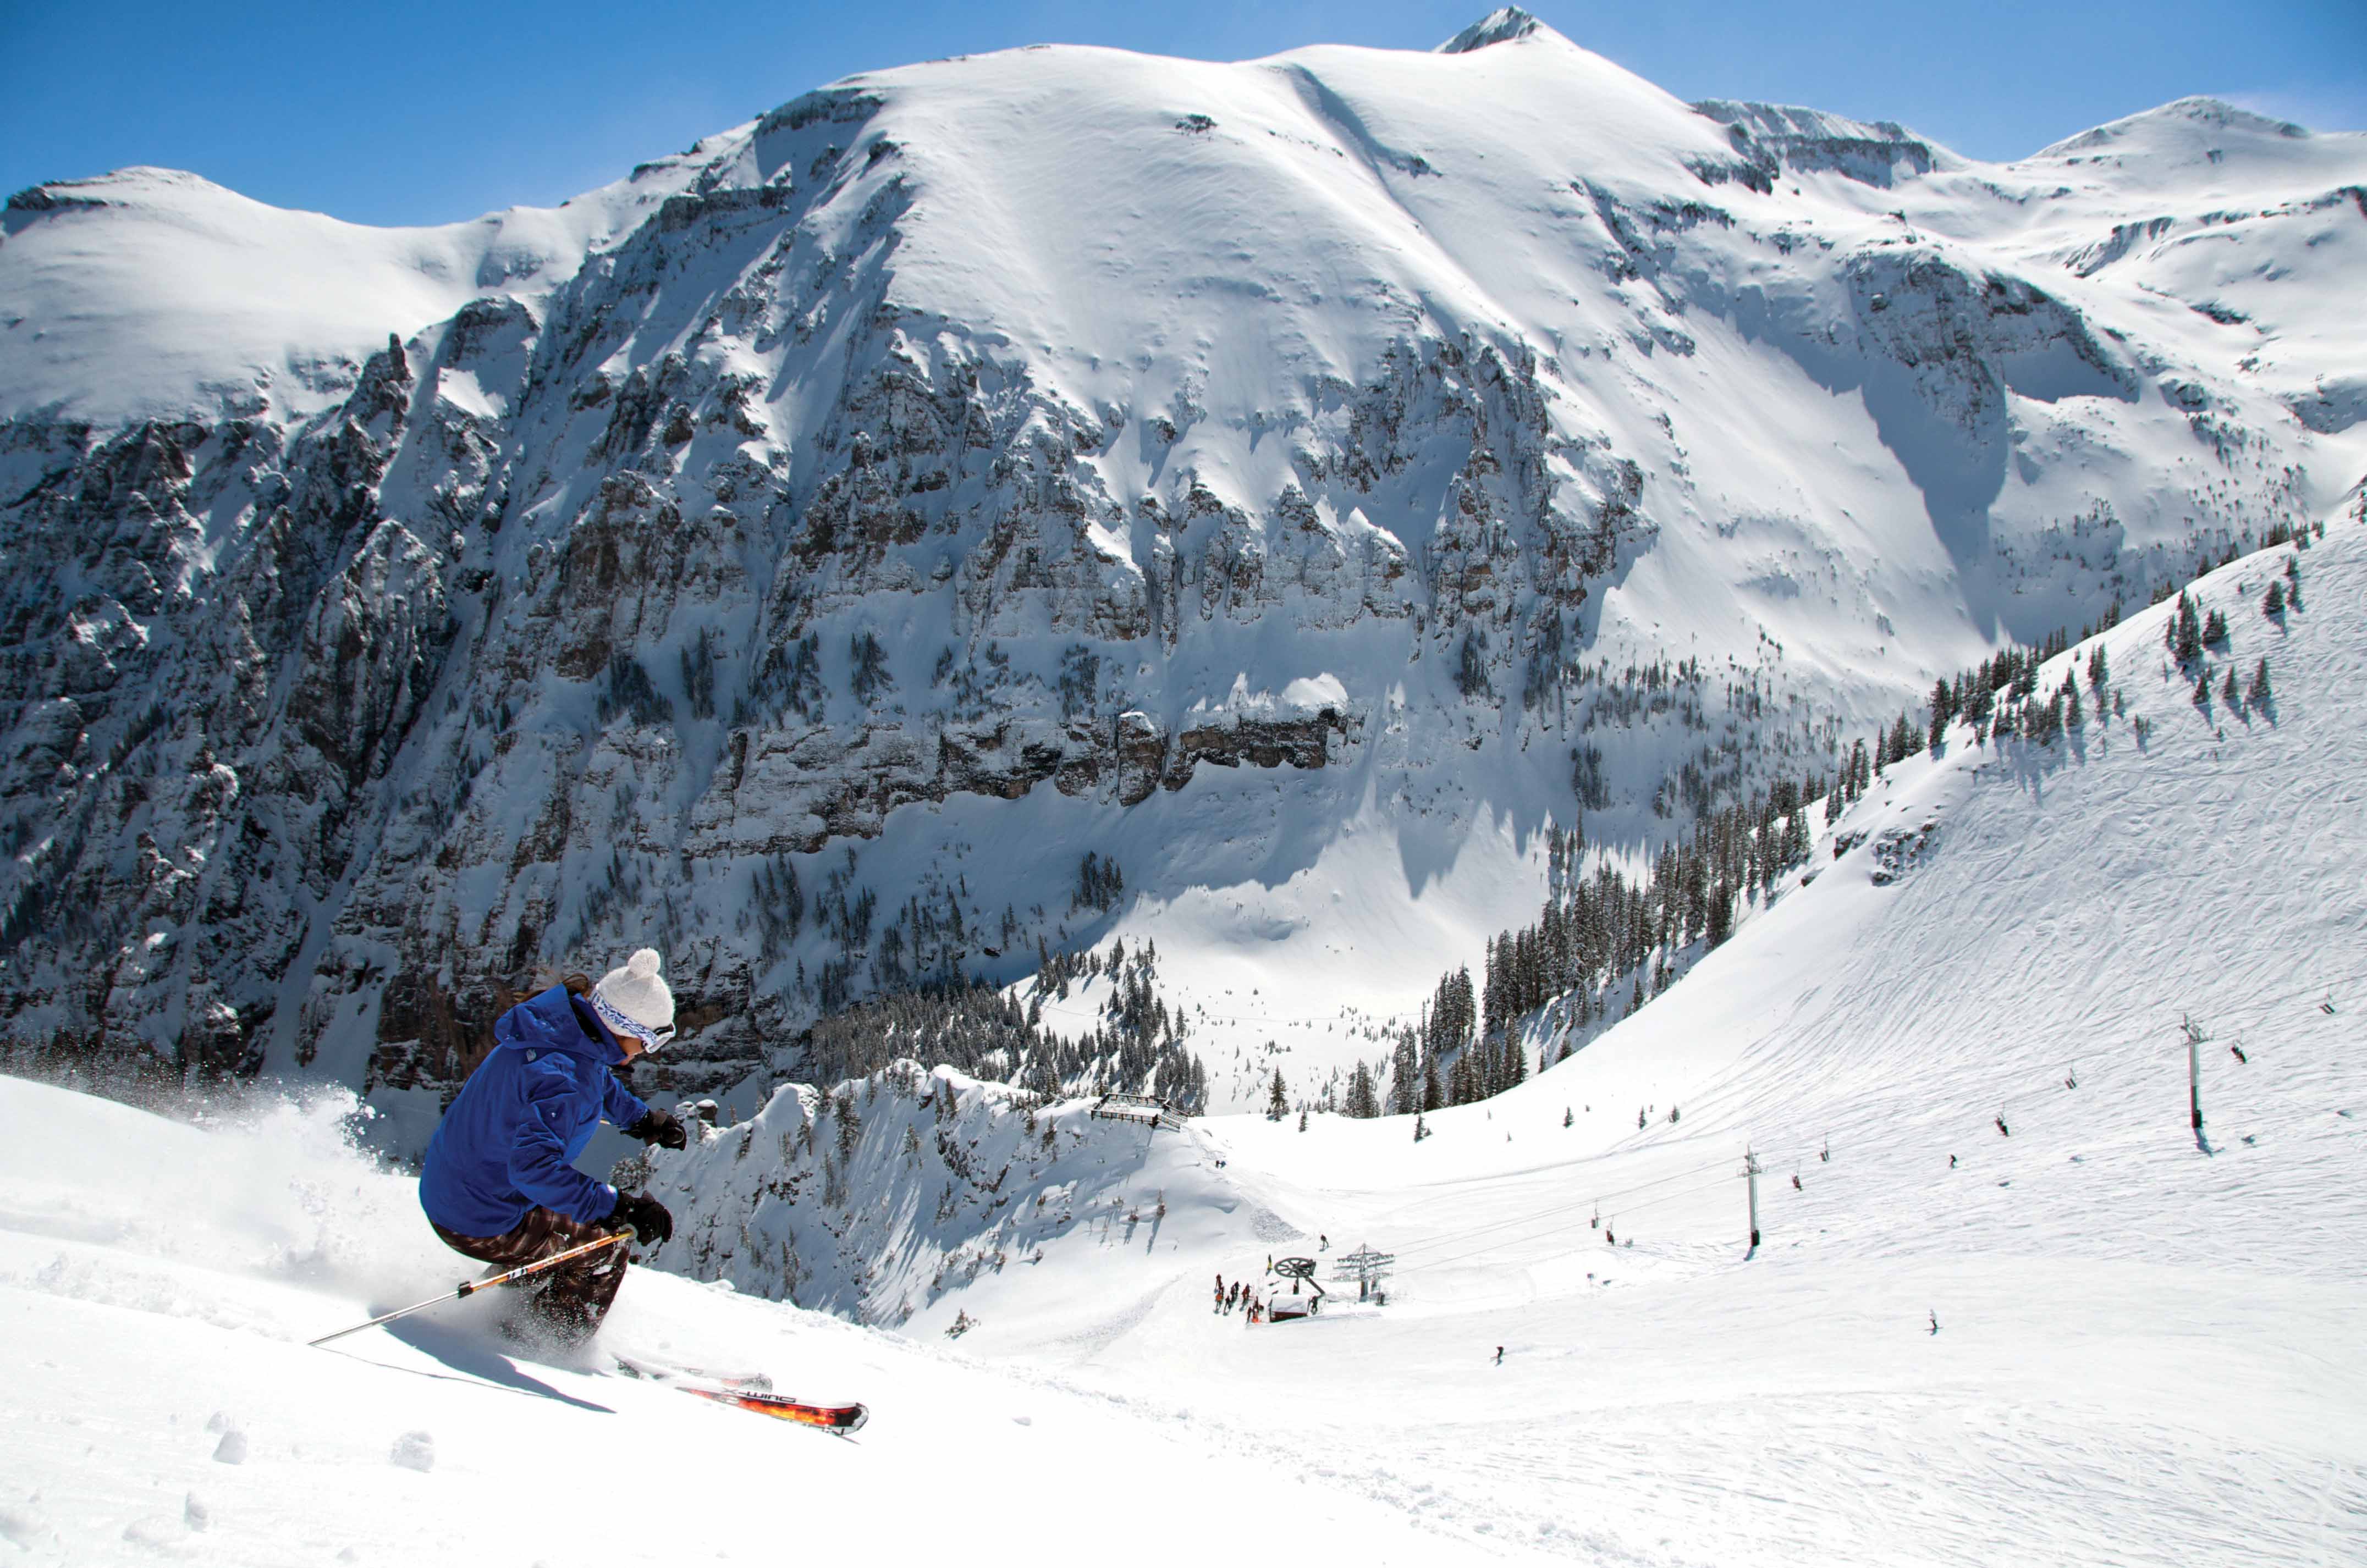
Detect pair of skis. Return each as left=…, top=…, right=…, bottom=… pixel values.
left=305, top=1246, right=868, bottom=1434
left=612, top=1356, right=868, bottom=1434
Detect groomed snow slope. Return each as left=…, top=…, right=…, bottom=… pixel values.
left=841, top=512, right=2367, bottom=1563
left=0, top=1076, right=1535, bottom=1567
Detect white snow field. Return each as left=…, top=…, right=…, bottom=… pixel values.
left=10, top=517, right=2355, bottom=1565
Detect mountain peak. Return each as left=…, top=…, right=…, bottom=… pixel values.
left=1436, top=7, right=1545, bottom=54
left=2034, top=95, right=2314, bottom=161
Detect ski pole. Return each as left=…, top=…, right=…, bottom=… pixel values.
left=307, top=1230, right=631, bottom=1348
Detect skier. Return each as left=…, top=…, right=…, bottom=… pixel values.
left=1995, top=1114, right=2010, bottom=1137
left=1791, top=1173, right=1802, bottom=1191
left=1949, top=1154, right=1957, bottom=1169
left=1493, top=1345, right=1504, bottom=1366
left=1319, top=1234, right=1329, bottom=1251
left=418, top=951, right=687, bottom=1346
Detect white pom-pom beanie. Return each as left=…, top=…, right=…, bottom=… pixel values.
left=592, top=947, right=675, bottom=1048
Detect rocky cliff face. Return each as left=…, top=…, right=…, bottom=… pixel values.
left=3, top=15, right=2359, bottom=1129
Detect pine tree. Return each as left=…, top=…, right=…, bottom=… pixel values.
left=834, top=1092, right=862, bottom=1164
left=2087, top=644, right=2108, bottom=691
left=2173, top=593, right=2203, bottom=664
left=2203, top=608, right=2229, bottom=647
left=1297, top=1108, right=1308, bottom=1133
left=2264, top=579, right=2285, bottom=615
left=1388, top=1030, right=1419, bottom=1116
left=2248, top=658, right=2272, bottom=706
left=2222, top=666, right=2240, bottom=706
left=1267, top=1069, right=1287, bottom=1122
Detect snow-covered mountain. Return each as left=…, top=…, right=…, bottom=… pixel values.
left=4, top=10, right=2364, bottom=1125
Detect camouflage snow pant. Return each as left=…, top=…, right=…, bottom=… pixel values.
left=432, top=1206, right=629, bottom=1346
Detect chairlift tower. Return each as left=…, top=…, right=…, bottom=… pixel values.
left=1330, top=1244, right=1397, bottom=1302
left=1743, top=1147, right=1762, bottom=1251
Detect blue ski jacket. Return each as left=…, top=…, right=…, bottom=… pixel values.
left=419, top=985, right=651, bottom=1237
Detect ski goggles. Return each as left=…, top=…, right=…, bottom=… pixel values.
left=591, top=989, right=676, bottom=1052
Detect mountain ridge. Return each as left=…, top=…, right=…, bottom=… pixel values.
left=2, top=16, right=2362, bottom=1127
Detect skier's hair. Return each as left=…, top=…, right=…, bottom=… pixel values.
left=532, top=966, right=597, bottom=998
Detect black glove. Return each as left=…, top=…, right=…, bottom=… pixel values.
left=609, top=1189, right=674, bottom=1246
left=624, top=1108, right=688, bottom=1151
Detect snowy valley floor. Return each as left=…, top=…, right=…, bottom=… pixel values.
left=5, top=523, right=2365, bottom=1565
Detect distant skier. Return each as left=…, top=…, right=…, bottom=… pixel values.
left=2230, top=1043, right=2248, bottom=1064
left=1929, top=1311, right=1940, bottom=1335
left=1949, top=1154, right=1958, bottom=1169
left=1493, top=1345, right=1504, bottom=1366
left=1319, top=1234, right=1329, bottom=1251
left=1791, top=1173, right=1802, bottom=1191
left=1995, top=1114, right=2010, bottom=1137
left=417, top=951, right=686, bottom=1345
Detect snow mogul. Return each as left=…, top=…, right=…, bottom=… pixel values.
left=418, top=948, right=689, bottom=1344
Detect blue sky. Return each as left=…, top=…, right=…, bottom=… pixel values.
left=2, top=1, right=2359, bottom=227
